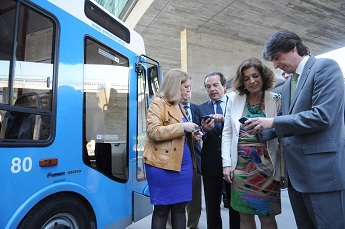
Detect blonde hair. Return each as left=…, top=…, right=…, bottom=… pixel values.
left=157, top=69, right=191, bottom=104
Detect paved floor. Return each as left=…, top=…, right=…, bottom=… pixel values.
left=126, top=188, right=297, bottom=229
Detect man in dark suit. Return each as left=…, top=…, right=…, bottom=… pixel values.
left=181, top=92, right=202, bottom=229
left=194, top=72, right=240, bottom=229
left=246, top=30, right=345, bottom=228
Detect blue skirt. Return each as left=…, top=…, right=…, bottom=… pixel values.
left=145, top=140, right=193, bottom=205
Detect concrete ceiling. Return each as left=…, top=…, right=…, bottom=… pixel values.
left=130, top=0, right=345, bottom=73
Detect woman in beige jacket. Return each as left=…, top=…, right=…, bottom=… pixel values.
left=143, top=69, right=202, bottom=229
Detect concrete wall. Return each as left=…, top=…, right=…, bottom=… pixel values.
left=181, top=29, right=274, bottom=105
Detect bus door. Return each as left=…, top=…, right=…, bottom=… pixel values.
left=82, top=36, right=153, bottom=222
left=133, top=55, right=163, bottom=221
left=83, top=36, right=131, bottom=182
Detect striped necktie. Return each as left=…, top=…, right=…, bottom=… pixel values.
left=183, top=105, right=191, bottom=122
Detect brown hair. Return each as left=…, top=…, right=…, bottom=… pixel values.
left=232, top=57, right=275, bottom=95
left=263, top=30, right=310, bottom=61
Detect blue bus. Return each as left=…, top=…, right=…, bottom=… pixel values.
left=0, top=0, right=162, bottom=228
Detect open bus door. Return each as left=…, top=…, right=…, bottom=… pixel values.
left=133, top=55, right=162, bottom=221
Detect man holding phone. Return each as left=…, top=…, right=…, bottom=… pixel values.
left=181, top=92, right=203, bottom=229
left=245, top=30, right=345, bottom=228
left=194, top=72, right=240, bottom=229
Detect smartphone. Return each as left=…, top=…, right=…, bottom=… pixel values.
left=238, top=116, right=248, bottom=124
left=202, top=115, right=213, bottom=121
left=202, top=115, right=213, bottom=124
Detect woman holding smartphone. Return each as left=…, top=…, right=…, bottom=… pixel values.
left=221, top=58, right=282, bottom=229
left=143, top=69, right=203, bottom=229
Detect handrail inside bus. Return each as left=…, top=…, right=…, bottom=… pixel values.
left=136, top=55, right=162, bottom=96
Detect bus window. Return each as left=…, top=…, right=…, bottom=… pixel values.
left=83, top=37, right=129, bottom=182
left=0, top=0, right=54, bottom=142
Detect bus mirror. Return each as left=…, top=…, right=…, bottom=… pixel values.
left=147, top=65, right=162, bottom=96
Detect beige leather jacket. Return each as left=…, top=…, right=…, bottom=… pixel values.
left=143, top=97, right=195, bottom=172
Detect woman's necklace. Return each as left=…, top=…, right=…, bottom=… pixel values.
left=246, top=94, right=264, bottom=114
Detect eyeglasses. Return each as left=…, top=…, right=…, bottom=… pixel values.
left=205, top=83, right=220, bottom=91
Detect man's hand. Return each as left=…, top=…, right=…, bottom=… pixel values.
left=223, top=166, right=233, bottom=183
left=201, top=118, right=215, bottom=132
left=194, top=129, right=203, bottom=142
left=243, top=117, right=274, bottom=135
left=211, top=114, right=224, bottom=124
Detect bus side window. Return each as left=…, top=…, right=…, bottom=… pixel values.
left=0, top=1, right=55, bottom=143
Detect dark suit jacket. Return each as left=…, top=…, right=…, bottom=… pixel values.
left=190, top=103, right=202, bottom=173
left=194, top=98, right=227, bottom=176
left=264, top=56, right=345, bottom=193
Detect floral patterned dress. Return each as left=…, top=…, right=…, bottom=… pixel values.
left=231, top=100, right=281, bottom=216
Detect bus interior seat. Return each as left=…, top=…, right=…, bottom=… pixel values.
left=95, top=142, right=127, bottom=180
left=95, top=143, right=112, bottom=175
left=0, top=93, right=42, bottom=140
left=110, top=143, right=127, bottom=179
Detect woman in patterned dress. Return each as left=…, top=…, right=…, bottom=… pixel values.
left=222, top=58, right=282, bottom=229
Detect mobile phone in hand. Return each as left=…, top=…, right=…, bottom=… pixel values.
left=238, top=116, right=248, bottom=124
left=202, top=115, right=213, bottom=124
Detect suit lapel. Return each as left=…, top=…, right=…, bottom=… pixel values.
left=288, top=56, right=315, bottom=113
left=190, top=103, right=198, bottom=122
left=278, top=80, right=290, bottom=115
left=206, top=100, right=215, bottom=115
left=234, top=94, right=246, bottom=135
left=168, top=103, right=182, bottom=123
